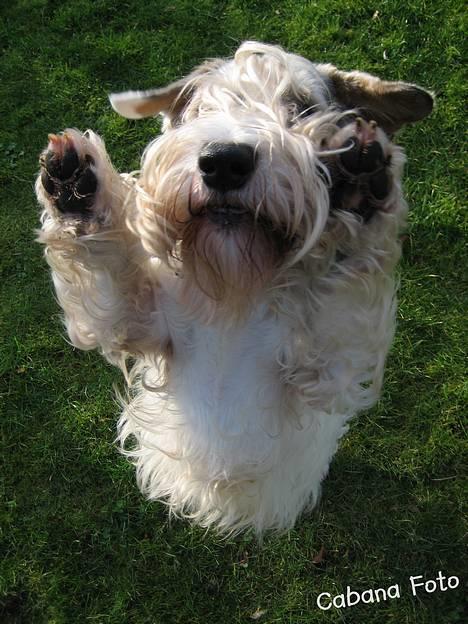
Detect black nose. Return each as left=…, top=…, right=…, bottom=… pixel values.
left=198, top=142, right=256, bottom=192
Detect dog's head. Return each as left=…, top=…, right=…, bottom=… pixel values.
left=110, top=42, right=432, bottom=312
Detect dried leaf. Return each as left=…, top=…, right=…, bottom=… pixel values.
left=239, top=550, right=249, bottom=568
left=250, top=608, right=267, bottom=620
left=312, top=545, right=326, bottom=564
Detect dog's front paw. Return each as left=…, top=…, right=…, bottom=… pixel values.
left=323, top=118, right=394, bottom=220
left=39, top=131, right=98, bottom=216
left=337, top=118, right=387, bottom=172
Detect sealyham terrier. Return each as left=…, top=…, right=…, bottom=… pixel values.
left=36, top=42, right=433, bottom=535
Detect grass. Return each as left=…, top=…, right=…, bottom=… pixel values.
left=0, top=0, right=466, bottom=622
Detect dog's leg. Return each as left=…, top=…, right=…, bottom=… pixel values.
left=36, top=129, right=168, bottom=364
left=324, top=117, right=395, bottom=222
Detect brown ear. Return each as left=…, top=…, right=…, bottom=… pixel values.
left=109, top=59, right=223, bottom=120
left=318, top=64, right=434, bottom=133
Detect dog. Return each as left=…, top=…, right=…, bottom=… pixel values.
left=35, top=42, right=433, bottom=535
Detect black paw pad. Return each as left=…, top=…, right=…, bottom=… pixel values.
left=40, top=135, right=98, bottom=216
left=324, top=119, right=394, bottom=223
left=75, top=166, right=98, bottom=197
left=40, top=169, right=56, bottom=196
left=368, top=169, right=390, bottom=201
left=339, top=139, right=385, bottom=176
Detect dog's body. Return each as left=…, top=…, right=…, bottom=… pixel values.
left=36, top=42, right=432, bottom=534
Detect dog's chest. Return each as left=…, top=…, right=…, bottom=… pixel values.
left=164, top=300, right=288, bottom=432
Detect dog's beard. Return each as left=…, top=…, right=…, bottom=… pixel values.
left=179, top=210, right=289, bottom=310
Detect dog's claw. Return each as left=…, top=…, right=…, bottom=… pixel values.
left=40, top=132, right=97, bottom=216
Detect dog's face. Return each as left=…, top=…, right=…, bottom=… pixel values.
left=111, top=42, right=432, bottom=309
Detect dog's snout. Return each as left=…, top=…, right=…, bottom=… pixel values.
left=198, top=142, right=255, bottom=192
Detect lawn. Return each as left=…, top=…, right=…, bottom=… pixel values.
left=0, top=1, right=466, bottom=622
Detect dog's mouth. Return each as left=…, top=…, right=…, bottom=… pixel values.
left=184, top=197, right=297, bottom=258
left=205, top=204, right=250, bottom=228
left=200, top=202, right=296, bottom=257
left=179, top=198, right=299, bottom=306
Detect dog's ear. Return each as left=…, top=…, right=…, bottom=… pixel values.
left=109, top=60, right=222, bottom=120
left=109, top=78, right=190, bottom=119
left=318, top=64, right=434, bottom=133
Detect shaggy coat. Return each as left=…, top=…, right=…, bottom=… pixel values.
left=36, top=42, right=433, bottom=534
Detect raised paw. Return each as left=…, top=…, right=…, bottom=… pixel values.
left=336, top=118, right=388, bottom=177
left=39, top=131, right=98, bottom=216
left=321, top=117, right=394, bottom=221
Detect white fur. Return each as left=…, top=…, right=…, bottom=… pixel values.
left=36, top=42, right=411, bottom=535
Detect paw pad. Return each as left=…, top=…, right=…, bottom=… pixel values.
left=40, top=132, right=97, bottom=215
left=322, top=118, right=393, bottom=221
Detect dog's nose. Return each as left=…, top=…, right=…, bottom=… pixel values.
left=198, top=142, right=255, bottom=192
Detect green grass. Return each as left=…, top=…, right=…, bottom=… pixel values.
left=0, top=1, right=466, bottom=622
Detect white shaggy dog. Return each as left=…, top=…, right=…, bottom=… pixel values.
left=36, top=42, right=433, bottom=535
